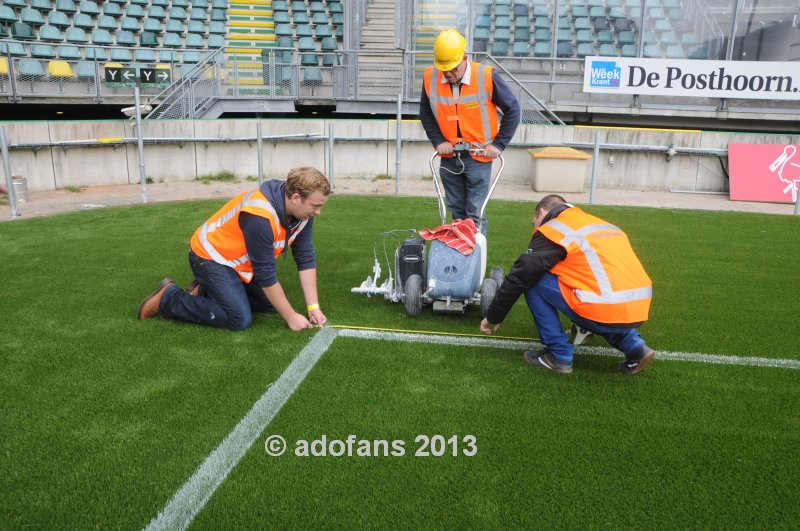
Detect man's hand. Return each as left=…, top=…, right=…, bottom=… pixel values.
left=480, top=318, right=499, bottom=335
left=436, top=142, right=454, bottom=156
left=308, top=308, right=327, bottom=327
left=481, top=144, right=502, bottom=159
left=286, top=312, right=313, bottom=331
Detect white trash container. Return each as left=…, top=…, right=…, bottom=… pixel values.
left=528, top=147, right=592, bottom=193
left=12, top=176, right=28, bottom=202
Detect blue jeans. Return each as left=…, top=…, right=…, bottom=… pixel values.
left=524, top=272, right=646, bottom=364
left=439, top=153, right=492, bottom=233
left=159, top=251, right=275, bottom=330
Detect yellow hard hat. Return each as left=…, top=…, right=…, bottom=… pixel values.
left=433, top=29, right=467, bottom=72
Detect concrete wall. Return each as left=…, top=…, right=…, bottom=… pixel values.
left=1, top=118, right=798, bottom=193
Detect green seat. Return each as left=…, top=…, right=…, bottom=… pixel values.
left=192, top=0, right=208, bottom=8
left=139, top=31, right=159, bottom=46
left=291, top=1, right=305, bottom=11
left=618, top=31, right=635, bottom=45
left=32, top=44, right=57, bottom=58
left=135, top=48, right=157, bottom=61
left=98, top=15, right=117, bottom=30
left=495, top=5, right=509, bottom=17
left=534, top=28, right=551, bottom=42
left=473, top=27, right=489, bottom=41
left=312, top=12, right=327, bottom=24
left=79, top=0, right=100, bottom=16
left=297, top=36, right=315, bottom=51
left=309, top=1, right=324, bottom=13
left=110, top=48, right=132, bottom=61
left=293, top=12, right=308, bottom=24
left=665, top=44, right=684, bottom=58
left=494, top=28, right=510, bottom=42
left=211, top=0, right=228, bottom=8
left=208, top=21, right=226, bottom=34
left=328, top=2, right=342, bottom=14
left=661, top=31, right=679, bottom=45
left=687, top=46, right=708, bottom=59
left=620, top=44, right=637, bottom=57
left=609, top=7, right=626, bottom=19
left=495, top=16, right=510, bottom=29
left=514, top=16, right=530, bottom=28
left=185, top=33, right=204, bottom=47
left=589, top=6, right=606, bottom=19
left=273, top=0, right=288, bottom=11
left=116, top=30, right=136, bottom=45
left=40, top=25, right=65, bottom=42
left=322, top=53, right=338, bottom=66
left=277, top=36, right=292, bottom=48
left=576, top=29, right=593, bottom=44
left=654, top=19, right=671, bottom=32
left=575, top=17, right=591, bottom=30
left=276, top=24, right=293, bottom=36
left=643, top=44, right=661, bottom=58
left=597, top=30, right=614, bottom=44
left=12, top=23, right=36, bottom=40
left=572, top=6, right=588, bottom=18
left=556, top=29, right=571, bottom=42
left=91, top=29, right=113, bottom=44
left=21, top=9, right=45, bottom=26
left=0, top=26, right=7, bottom=38
left=274, top=11, right=290, bottom=24
left=172, top=0, right=188, bottom=7
left=476, top=16, right=491, bottom=28
left=47, top=11, right=71, bottom=27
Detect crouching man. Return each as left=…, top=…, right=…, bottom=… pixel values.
left=480, top=194, right=655, bottom=374
left=138, top=167, right=330, bottom=331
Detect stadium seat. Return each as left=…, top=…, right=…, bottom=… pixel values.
left=681, top=33, right=701, bottom=46
left=91, top=29, right=113, bottom=45
left=172, top=0, right=188, bottom=7
left=618, top=31, right=635, bottom=45
left=654, top=19, right=671, bottom=32
left=79, top=1, right=100, bottom=16
left=328, top=2, right=342, bottom=14
left=19, top=58, right=46, bottom=80
left=135, top=48, right=157, bottom=62
left=597, top=30, right=614, bottom=44
left=273, top=0, right=288, bottom=11
left=556, top=29, right=571, bottom=43
left=532, top=6, right=549, bottom=18
left=170, top=7, right=187, bottom=21
left=2, top=0, right=25, bottom=7
left=0, top=41, right=27, bottom=56
left=614, top=18, right=632, bottom=32
left=514, top=27, right=530, bottom=42
left=556, top=41, right=573, bottom=57
left=72, top=13, right=94, bottom=29
left=332, top=12, right=343, bottom=25
left=159, top=50, right=179, bottom=62
left=644, top=44, right=661, bottom=58
left=316, top=25, right=332, bottom=38
left=296, top=24, right=313, bottom=37
left=185, top=33, right=204, bottom=48
left=148, top=6, right=166, bottom=19
left=274, top=11, right=290, bottom=24
left=599, top=43, right=617, bottom=56
left=575, top=17, right=592, bottom=30
left=40, top=25, right=65, bottom=42
left=620, top=44, right=637, bottom=57
left=193, top=0, right=209, bottom=8
left=57, top=45, right=81, bottom=59
left=130, top=0, right=147, bottom=5
left=661, top=31, right=679, bottom=46
left=56, top=0, right=77, bottom=13
left=609, top=7, right=626, bottom=20
left=163, top=32, right=181, bottom=47
left=512, top=41, right=530, bottom=57
left=126, top=5, right=145, bottom=18
left=143, top=18, right=163, bottom=33
left=275, top=24, right=293, bottom=36
left=98, top=15, right=118, bottom=31
left=495, top=16, right=510, bottom=29
left=473, top=27, right=489, bottom=42
left=594, top=17, right=611, bottom=31
left=310, top=2, right=325, bottom=13
left=12, top=23, right=36, bottom=40
left=576, top=29, right=593, bottom=44
left=665, top=44, right=684, bottom=58
left=65, top=27, right=89, bottom=43
left=668, top=7, right=683, bottom=21
left=538, top=17, right=555, bottom=29
left=302, top=67, right=322, bottom=90
left=75, top=61, right=96, bottom=81
left=49, top=60, right=76, bottom=79
left=121, top=17, right=141, bottom=32
left=187, top=21, right=206, bottom=34
left=577, top=43, right=595, bottom=57
left=494, top=28, right=510, bottom=42
left=110, top=48, right=133, bottom=61
left=190, top=8, right=207, bottom=21
left=495, top=5, right=509, bottom=17
left=165, top=20, right=184, bottom=34
left=21, top=9, right=46, bottom=26
left=208, top=21, right=226, bottom=34
left=476, top=16, right=491, bottom=29
left=297, top=36, right=315, bottom=51
left=116, top=30, right=136, bottom=45
left=301, top=53, right=319, bottom=66
left=31, top=44, right=57, bottom=58
left=312, top=12, right=327, bottom=25
left=104, top=3, right=122, bottom=17
left=688, top=46, right=708, bottom=59
left=490, top=40, right=509, bottom=56
left=210, top=9, right=226, bottom=21
left=293, top=12, right=309, bottom=24
left=84, top=47, right=107, bottom=60
left=151, top=0, right=168, bottom=5
left=139, top=31, right=159, bottom=46
left=514, top=3, right=528, bottom=17
left=47, top=11, right=69, bottom=28
left=572, top=6, right=588, bottom=19
left=514, top=15, right=530, bottom=29
left=207, top=34, right=224, bottom=47
left=291, top=1, right=305, bottom=12
left=183, top=51, right=202, bottom=63
left=0, top=5, right=15, bottom=24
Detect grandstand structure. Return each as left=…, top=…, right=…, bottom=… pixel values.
left=0, top=0, right=798, bottom=129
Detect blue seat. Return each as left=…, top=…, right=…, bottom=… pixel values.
left=19, top=58, right=46, bottom=79
left=79, top=0, right=100, bottom=16
left=576, top=29, right=593, bottom=44
left=193, top=0, right=209, bottom=7
left=12, top=23, right=36, bottom=40
left=65, top=26, right=89, bottom=43
left=21, top=8, right=46, bottom=26
left=143, top=18, right=163, bottom=33
left=151, top=0, right=168, bottom=5
left=135, top=48, right=157, bottom=62
left=514, top=15, right=530, bottom=29
left=473, top=27, right=489, bottom=41
left=687, top=46, right=708, bottom=59
left=83, top=47, right=106, bottom=60
left=163, top=32, right=182, bottom=47
left=208, top=21, right=226, bottom=34
left=32, top=44, right=57, bottom=58
left=309, top=1, right=324, bottom=13
left=98, top=15, right=118, bottom=30
left=577, top=43, right=595, bottom=57
left=297, top=37, right=315, bottom=51
left=210, top=9, right=226, bottom=21
left=58, top=45, right=82, bottom=59
left=207, top=34, right=224, bottom=47
left=589, top=6, right=606, bottom=19
left=494, top=28, right=510, bottom=42
left=104, top=3, right=123, bottom=17
left=665, top=44, right=684, bottom=58
left=40, top=25, right=65, bottom=42
left=315, top=25, right=332, bottom=38
left=190, top=8, right=207, bottom=21
left=148, top=6, right=166, bottom=19
left=599, top=43, right=617, bottom=56
left=76, top=61, right=97, bottom=80
left=597, top=30, right=614, bottom=44
left=328, top=2, right=342, bottom=14
left=273, top=0, right=288, bottom=11
left=331, top=12, right=343, bottom=25
left=159, top=50, right=180, bottom=62
left=172, top=0, right=188, bottom=6
left=56, top=0, right=77, bottom=13
left=302, top=67, right=322, bottom=86
left=139, top=31, right=159, bottom=46
left=183, top=50, right=202, bottom=63
left=293, top=12, right=309, bottom=24
left=277, top=36, right=292, bottom=48
left=121, top=17, right=141, bottom=32
left=556, top=29, right=571, bottom=43
left=620, top=44, right=637, bottom=57
left=490, top=40, right=509, bottom=55
left=170, top=7, right=187, bottom=20
left=110, top=48, right=132, bottom=61
left=514, top=27, right=530, bottom=42
left=211, top=0, right=228, bottom=8
left=643, top=44, right=662, bottom=58
left=187, top=21, right=206, bottom=34
left=534, top=28, right=551, bottom=42
left=312, top=12, right=327, bottom=24
left=72, top=13, right=94, bottom=28
left=0, top=41, right=27, bottom=56
left=0, top=5, right=15, bottom=23
left=185, top=33, right=204, bottom=47
left=495, top=16, right=510, bottom=28
left=48, top=11, right=71, bottom=28
left=116, top=30, right=136, bottom=45
left=91, top=29, right=113, bottom=45
left=165, top=20, right=184, bottom=34
left=125, top=5, right=145, bottom=18
left=556, top=41, right=573, bottom=57
left=296, top=24, right=313, bottom=37
left=572, top=6, right=588, bottom=18
left=512, top=41, right=530, bottom=57
left=575, top=17, right=592, bottom=30
left=301, top=53, right=319, bottom=66
left=618, top=31, right=635, bottom=45
left=274, top=11, right=290, bottom=24
left=291, top=1, right=305, bottom=12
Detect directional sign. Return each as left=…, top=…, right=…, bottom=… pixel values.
left=105, top=66, right=137, bottom=86
left=140, top=68, right=171, bottom=86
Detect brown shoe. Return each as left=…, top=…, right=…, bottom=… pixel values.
left=137, top=277, right=175, bottom=320
left=185, top=280, right=201, bottom=296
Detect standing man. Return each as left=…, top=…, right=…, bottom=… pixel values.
left=420, top=28, right=520, bottom=233
left=480, top=195, right=655, bottom=375
left=138, top=167, right=330, bottom=331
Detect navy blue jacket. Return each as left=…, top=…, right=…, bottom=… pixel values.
left=238, top=180, right=316, bottom=288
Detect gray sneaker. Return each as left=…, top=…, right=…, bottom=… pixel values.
left=523, top=349, right=574, bottom=374
left=618, top=345, right=656, bottom=375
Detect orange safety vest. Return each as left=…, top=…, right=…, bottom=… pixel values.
left=423, top=62, right=499, bottom=163
left=536, top=207, right=652, bottom=324
left=189, top=188, right=308, bottom=282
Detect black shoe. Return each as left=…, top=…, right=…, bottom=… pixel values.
left=523, top=349, right=574, bottom=374
left=618, top=345, right=656, bottom=375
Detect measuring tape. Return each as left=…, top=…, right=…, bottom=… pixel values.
left=327, top=323, right=538, bottom=342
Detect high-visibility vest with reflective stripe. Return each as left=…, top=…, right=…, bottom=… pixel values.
left=423, top=62, right=499, bottom=163
left=189, top=189, right=308, bottom=283
left=537, top=207, right=652, bottom=324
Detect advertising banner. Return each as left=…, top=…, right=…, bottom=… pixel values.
left=728, top=144, right=800, bottom=203
left=583, top=57, right=800, bottom=100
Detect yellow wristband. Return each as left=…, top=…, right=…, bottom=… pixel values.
left=307, top=303, right=320, bottom=312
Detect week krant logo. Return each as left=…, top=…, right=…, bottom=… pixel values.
left=589, top=61, right=622, bottom=88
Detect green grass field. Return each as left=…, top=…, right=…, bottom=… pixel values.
left=1, top=195, right=798, bottom=529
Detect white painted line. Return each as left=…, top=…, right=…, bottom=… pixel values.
left=144, top=327, right=339, bottom=531
left=337, top=328, right=800, bottom=370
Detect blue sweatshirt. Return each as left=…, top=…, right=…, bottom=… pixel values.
left=419, top=67, right=521, bottom=151
left=238, top=180, right=316, bottom=288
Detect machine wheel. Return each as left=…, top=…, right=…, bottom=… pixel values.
left=479, top=278, right=498, bottom=318
left=490, top=266, right=504, bottom=289
left=404, top=274, right=423, bottom=317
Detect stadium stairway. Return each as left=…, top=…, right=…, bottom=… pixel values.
left=224, top=0, right=276, bottom=94
left=356, top=0, right=402, bottom=99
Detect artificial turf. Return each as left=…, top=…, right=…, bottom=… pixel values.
left=0, top=195, right=798, bottom=528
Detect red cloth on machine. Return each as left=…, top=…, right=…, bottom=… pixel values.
left=418, top=218, right=477, bottom=256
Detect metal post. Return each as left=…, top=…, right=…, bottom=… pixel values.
left=256, top=118, right=264, bottom=184
left=327, top=121, right=334, bottom=191
left=395, top=93, right=402, bottom=196
left=133, top=85, right=148, bottom=204
left=0, top=126, right=19, bottom=219
left=589, top=131, right=600, bottom=205
left=794, top=184, right=800, bottom=215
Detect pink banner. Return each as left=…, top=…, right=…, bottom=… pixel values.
left=729, top=143, right=800, bottom=204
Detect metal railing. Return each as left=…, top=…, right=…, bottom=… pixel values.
left=145, top=48, right=224, bottom=119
